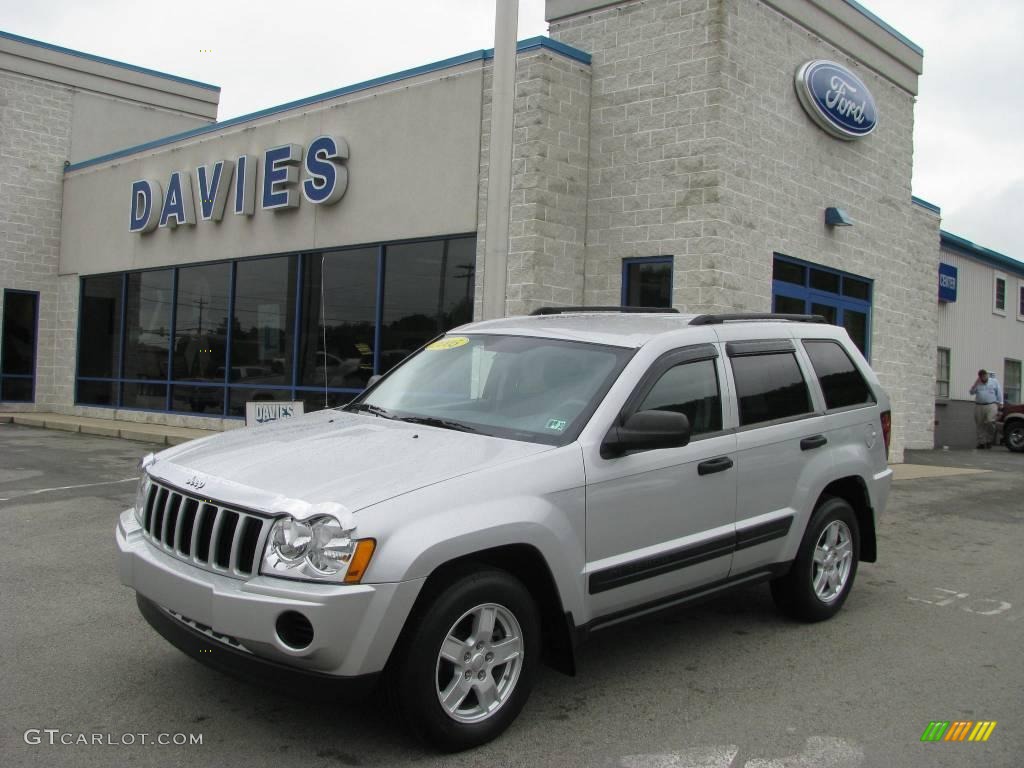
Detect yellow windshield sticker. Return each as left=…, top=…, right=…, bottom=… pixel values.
left=426, top=336, right=470, bottom=351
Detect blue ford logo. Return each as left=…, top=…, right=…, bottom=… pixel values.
left=795, top=60, right=877, bottom=141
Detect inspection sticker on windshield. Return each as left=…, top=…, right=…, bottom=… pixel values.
left=546, top=418, right=568, bottom=432
left=426, top=336, right=469, bottom=351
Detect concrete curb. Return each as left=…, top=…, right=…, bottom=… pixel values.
left=6, top=412, right=216, bottom=446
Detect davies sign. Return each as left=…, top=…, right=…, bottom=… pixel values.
left=795, top=60, right=877, bottom=141
left=129, top=136, right=348, bottom=234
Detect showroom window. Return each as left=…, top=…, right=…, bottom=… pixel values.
left=74, top=235, right=476, bottom=417
left=1005, top=359, right=1022, bottom=404
left=622, top=256, right=673, bottom=308
left=1, top=290, right=39, bottom=403
left=771, top=255, right=873, bottom=357
left=935, top=347, right=950, bottom=400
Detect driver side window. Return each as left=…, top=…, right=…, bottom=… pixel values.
left=637, top=358, right=723, bottom=436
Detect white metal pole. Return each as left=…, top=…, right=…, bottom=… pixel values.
left=481, top=0, right=519, bottom=320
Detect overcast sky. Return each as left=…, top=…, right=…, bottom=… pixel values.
left=4, top=0, right=1021, bottom=261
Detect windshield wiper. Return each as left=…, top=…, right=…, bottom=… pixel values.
left=344, top=402, right=394, bottom=419
left=397, top=416, right=477, bottom=433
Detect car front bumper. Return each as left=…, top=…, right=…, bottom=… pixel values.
left=116, top=509, right=423, bottom=679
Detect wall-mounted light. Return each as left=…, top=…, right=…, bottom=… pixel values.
left=825, top=207, right=853, bottom=227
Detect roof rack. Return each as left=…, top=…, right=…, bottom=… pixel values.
left=530, top=306, right=679, bottom=316
left=689, top=313, right=826, bottom=326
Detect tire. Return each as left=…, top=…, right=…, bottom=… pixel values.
left=771, top=497, right=860, bottom=622
left=386, top=568, right=541, bottom=752
left=1005, top=422, right=1024, bottom=453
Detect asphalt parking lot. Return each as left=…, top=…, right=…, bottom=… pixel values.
left=2, top=424, right=1021, bottom=768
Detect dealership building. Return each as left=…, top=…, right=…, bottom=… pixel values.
left=2, top=0, right=1018, bottom=461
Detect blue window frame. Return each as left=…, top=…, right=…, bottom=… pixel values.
left=1, top=289, right=40, bottom=403
left=771, top=254, right=873, bottom=359
left=622, top=256, right=673, bottom=308
left=74, top=235, right=476, bottom=418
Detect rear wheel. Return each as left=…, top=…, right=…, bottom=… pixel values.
left=1005, top=422, right=1024, bottom=453
left=771, top=497, right=860, bottom=622
left=387, top=568, right=540, bottom=751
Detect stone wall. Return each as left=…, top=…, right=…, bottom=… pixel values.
left=550, top=0, right=939, bottom=458
left=0, top=71, right=73, bottom=413
left=474, top=47, right=593, bottom=319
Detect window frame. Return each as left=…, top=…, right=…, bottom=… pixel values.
left=770, top=254, right=873, bottom=360
left=73, top=234, right=476, bottom=418
left=993, top=272, right=1007, bottom=315
left=0, top=288, right=40, bottom=403
left=1017, top=281, right=1024, bottom=322
left=936, top=346, right=951, bottom=401
left=1004, top=358, right=1022, bottom=405
left=621, top=256, right=674, bottom=309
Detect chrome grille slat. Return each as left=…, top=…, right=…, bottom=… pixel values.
left=140, top=479, right=269, bottom=580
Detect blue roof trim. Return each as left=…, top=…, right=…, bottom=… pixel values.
left=503, top=36, right=592, bottom=65
left=941, top=230, right=1024, bottom=278
left=840, top=0, right=923, bottom=56
left=64, top=37, right=591, bottom=173
left=0, top=29, right=220, bottom=92
left=911, top=196, right=941, bottom=215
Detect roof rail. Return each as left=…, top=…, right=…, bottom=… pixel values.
left=689, top=313, right=826, bottom=326
left=530, top=305, right=680, bottom=316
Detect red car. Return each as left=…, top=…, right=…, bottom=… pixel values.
left=998, top=403, right=1024, bottom=453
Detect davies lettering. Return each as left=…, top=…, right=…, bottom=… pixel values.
left=130, top=136, right=349, bottom=234
left=795, top=60, right=877, bottom=141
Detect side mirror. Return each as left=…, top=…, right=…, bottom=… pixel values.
left=601, top=409, right=691, bottom=458
left=366, top=374, right=383, bottom=387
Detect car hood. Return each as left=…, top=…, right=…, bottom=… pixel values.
left=149, top=410, right=552, bottom=517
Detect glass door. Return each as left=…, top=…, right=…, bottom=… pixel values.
left=1, top=290, right=39, bottom=402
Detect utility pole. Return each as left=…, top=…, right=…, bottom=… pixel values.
left=481, top=0, right=518, bottom=320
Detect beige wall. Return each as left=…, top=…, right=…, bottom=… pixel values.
left=60, top=66, right=484, bottom=276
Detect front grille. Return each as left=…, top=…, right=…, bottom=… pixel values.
left=141, top=479, right=269, bottom=578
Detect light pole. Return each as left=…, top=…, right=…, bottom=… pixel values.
left=481, top=0, right=519, bottom=320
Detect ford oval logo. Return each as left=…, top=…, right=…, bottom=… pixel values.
left=795, top=60, right=878, bottom=141
left=185, top=475, right=206, bottom=490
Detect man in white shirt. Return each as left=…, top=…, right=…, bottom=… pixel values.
left=969, top=369, right=1003, bottom=449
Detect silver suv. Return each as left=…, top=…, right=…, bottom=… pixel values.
left=116, top=310, right=893, bottom=750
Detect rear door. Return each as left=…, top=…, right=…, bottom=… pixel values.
left=718, top=330, right=833, bottom=576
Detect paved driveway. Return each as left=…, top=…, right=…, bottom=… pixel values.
left=2, top=424, right=1021, bottom=768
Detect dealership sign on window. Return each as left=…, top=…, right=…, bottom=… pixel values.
left=129, top=136, right=348, bottom=234
left=938, top=262, right=958, bottom=302
left=795, top=60, right=878, bottom=141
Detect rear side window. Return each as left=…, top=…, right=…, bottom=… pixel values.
left=731, top=353, right=812, bottom=426
left=803, top=341, right=875, bottom=410
left=637, top=358, right=723, bottom=435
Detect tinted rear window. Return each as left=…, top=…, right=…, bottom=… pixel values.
left=803, top=341, right=875, bottom=410
left=730, top=353, right=813, bottom=426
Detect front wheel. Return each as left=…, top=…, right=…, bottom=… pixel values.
left=387, top=568, right=540, bottom=751
left=1005, top=422, right=1024, bottom=453
left=771, top=497, right=860, bottom=622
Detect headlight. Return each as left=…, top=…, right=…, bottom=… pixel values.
left=261, top=514, right=375, bottom=583
left=134, top=453, right=156, bottom=526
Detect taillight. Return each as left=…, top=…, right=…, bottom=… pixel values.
left=880, top=410, right=892, bottom=460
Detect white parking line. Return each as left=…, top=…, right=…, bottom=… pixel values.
left=621, top=737, right=863, bottom=768
left=0, top=477, right=135, bottom=502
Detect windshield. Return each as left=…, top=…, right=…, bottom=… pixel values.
left=349, top=334, right=632, bottom=444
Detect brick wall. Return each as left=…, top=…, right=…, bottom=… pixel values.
left=0, top=71, right=73, bottom=413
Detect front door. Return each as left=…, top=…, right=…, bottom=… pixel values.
left=583, top=346, right=738, bottom=619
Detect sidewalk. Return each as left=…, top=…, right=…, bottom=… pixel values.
left=0, top=412, right=218, bottom=446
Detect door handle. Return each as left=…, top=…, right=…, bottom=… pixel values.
left=800, top=434, right=828, bottom=451
left=698, top=456, right=734, bottom=476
